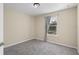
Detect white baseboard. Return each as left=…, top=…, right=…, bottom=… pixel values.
left=47, top=40, right=77, bottom=49
left=4, top=39, right=32, bottom=48
left=5, top=38, right=77, bottom=49
left=36, top=39, right=77, bottom=49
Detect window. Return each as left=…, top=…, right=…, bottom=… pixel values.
left=46, top=16, right=57, bottom=34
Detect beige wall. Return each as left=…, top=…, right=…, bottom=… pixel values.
left=77, top=5, right=79, bottom=53
left=35, top=16, right=45, bottom=40
left=35, top=7, right=77, bottom=48
left=4, top=7, right=35, bottom=47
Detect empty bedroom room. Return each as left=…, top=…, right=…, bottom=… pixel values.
left=4, top=3, right=79, bottom=55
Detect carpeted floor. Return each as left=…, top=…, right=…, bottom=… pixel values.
left=4, top=39, right=78, bottom=55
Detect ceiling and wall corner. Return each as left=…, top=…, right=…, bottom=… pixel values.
left=4, top=3, right=77, bottom=16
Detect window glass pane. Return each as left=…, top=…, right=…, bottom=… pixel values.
left=47, top=16, right=57, bottom=34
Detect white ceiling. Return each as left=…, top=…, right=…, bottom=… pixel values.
left=4, top=3, right=77, bottom=16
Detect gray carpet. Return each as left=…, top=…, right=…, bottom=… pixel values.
left=4, top=39, right=78, bottom=55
